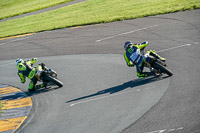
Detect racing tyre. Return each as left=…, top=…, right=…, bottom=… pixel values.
left=153, top=62, right=173, bottom=76
left=44, top=75, right=63, bottom=87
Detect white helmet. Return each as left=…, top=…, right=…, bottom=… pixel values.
left=16, top=58, right=24, bottom=65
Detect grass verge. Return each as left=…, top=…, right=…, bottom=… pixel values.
left=0, top=0, right=74, bottom=20
left=0, top=0, right=199, bottom=38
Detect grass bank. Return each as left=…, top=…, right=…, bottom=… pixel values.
left=0, top=0, right=74, bottom=20
left=0, top=0, right=199, bottom=38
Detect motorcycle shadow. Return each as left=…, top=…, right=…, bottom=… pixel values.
left=66, top=75, right=170, bottom=103
left=25, top=86, right=61, bottom=96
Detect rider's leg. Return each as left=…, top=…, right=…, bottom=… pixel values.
left=147, top=50, right=166, bottom=62
left=28, top=77, right=37, bottom=92
left=136, top=62, right=154, bottom=79
left=28, top=77, right=44, bottom=92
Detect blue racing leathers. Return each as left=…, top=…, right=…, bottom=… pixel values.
left=124, top=41, right=150, bottom=79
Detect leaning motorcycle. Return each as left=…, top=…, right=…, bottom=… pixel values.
left=143, top=53, right=173, bottom=77
left=35, top=65, right=63, bottom=88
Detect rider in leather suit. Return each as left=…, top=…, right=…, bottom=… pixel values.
left=16, top=58, right=45, bottom=92
left=124, top=41, right=166, bottom=79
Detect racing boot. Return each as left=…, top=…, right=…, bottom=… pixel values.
left=35, top=84, right=45, bottom=89
left=28, top=88, right=36, bottom=92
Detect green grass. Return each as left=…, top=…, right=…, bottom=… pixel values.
left=0, top=0, right=200, bottom=38
left=0, top=0, right=74, bottom=20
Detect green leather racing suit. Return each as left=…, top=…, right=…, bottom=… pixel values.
left=16, top=58, right=44, bottom=91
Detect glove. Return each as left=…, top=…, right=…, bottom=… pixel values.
left=32, top=58, right=38, bottom=62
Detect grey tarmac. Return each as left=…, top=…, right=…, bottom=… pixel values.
left=0, top=9, right=199, bottom=133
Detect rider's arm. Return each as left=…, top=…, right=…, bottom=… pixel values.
left=124, top=52, right=134, bottom=67
left=18, top=72, right=26, bottom=83
left=31, top=58, right=38, bottom=64
left=134, top=41, right=148, bottom=51
left=26, top=58, right=38, bottom=66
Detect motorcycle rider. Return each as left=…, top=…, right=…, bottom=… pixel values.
left=16, top=58, right=46, bottom=92
left=124, top=41, right=166, bottom=79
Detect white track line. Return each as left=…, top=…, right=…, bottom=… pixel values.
left=157, top=44, right=191, bottom=53
left=177, top=127, right=184, bottom=130
left=0, top=42, right=6, bottom=46
left=168, top=129, right=175, bottom=132
left=70, top=86, right=155, bottom=106
left=96, top=25, right=159, bottom=42
left=147, top=127, right=184, bottom=133
left=147, top=129, right=166, bottom=133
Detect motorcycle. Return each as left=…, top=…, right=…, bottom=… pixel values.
left=143, top=52, right=173, bottom=77
left=35, top=65, right=63, bottom=88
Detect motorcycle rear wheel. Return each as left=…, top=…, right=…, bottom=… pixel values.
left=44, top=75, right=63, bottom=87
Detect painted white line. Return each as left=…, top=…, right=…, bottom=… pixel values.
left=177, top=127, right=184, bottom=130
left=0, top=42, right=6, bottom=46
left=147, top=129, right=166, bottom=133
left=0, top=62, right=14, bottom=67
left=147, top=127, right=184, bottom=133
left=70, top=86, right=155, bottom=106
left=168, top=129, right=175, bottom=132
left=157, top=44, right=191, bottom=53
left=0, top=36, right=31, bottom=46
left=96, top=25, right=159, bottom=42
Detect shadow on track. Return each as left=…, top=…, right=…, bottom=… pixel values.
left=24, top=86, right=60, bottom=96
left=66, top=75, right=169, bottom=103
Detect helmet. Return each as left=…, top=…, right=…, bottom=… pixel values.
left=124, top=41, right=133, bottom=50
left=15, top=58, right=24, bottom=65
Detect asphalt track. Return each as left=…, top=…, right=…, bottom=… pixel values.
left=0, top=9, right=200, bottom=133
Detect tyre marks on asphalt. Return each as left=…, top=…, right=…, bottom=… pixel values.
left=0, top=85, right=32, bottom=133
